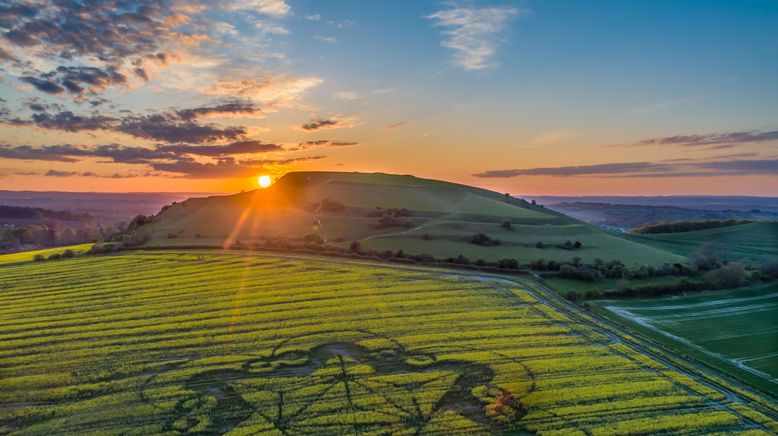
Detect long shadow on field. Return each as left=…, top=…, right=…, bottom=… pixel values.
left=161, top=335, right=530, bottom=434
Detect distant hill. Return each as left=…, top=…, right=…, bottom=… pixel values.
left=0, top=191, right=204, bottom=225
left=137, top=171, right=684, bottom=266
left=627, top=222, right=778, bottom=264
left=0, top=205, right=94, bottom=224
left=542, top=201, right=778, bottom=231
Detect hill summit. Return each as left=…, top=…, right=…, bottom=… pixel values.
left=136, top=171, right=683, bottom=265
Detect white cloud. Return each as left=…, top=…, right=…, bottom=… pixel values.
left=529, top=130, right=579, bottom=147
left=255, top=20, right=291, bottom=35
left=427, top=6, right=520, bottom=71
left=315, top=35, right=338, bottom=44
left=634, top=98, right=691, bottom=114
left=227, top=0, right=290, bottom=16
left=304, top=14, right=321, bottom=21
left=333, top=91, right=359, bottom=100
left=205, top=75, right=323, bottom=108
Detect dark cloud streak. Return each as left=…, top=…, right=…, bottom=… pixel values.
left=473, top=159, right=778, bottom=179
left=635, top=130, right=778, bottom=147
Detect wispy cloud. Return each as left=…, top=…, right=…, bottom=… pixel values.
left=634, top=98, right=691, bottom=114
left=427, top=5, right=521, bottom=71
left=226, top=0, right=290, bottom=16
left=315, top=35, right=338, bottom=44
left=333, top=91, right=359, bottom=100
left=3, top=100, right=266, bottom=143
left=292, top=140, right=359, bottom=150
left=529, top=130, right=579, bottom=147
left=384, top=121, right=408, bottom=131
left=152, top=155, right=324, bottom=179
left=297, top=118, right=355, bottom=132
left=0, top=140, right=281, bottom=165
left=44, top=169, right=149, bottom=178
left=204, top=75, right=323, bottom=108
left=633, top=130, right=778, bottom=147
left=0, top=1, right=209, bottom=98
left=473, top=159, right=778, bottom=178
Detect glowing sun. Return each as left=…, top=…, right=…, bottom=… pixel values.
left=257, top=175, right=272, bottom=188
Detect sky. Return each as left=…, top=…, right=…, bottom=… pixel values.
left=0, top=0, right=777, bottom=195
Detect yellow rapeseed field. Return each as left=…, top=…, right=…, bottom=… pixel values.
left=0, top=250, right=775, bottom=434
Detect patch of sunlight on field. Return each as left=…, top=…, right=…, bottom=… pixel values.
left=600, top=286, right=778, bottom=396
left=0, top=244, right=93, bottom=265
left=0, top=250, right=776, bottom=434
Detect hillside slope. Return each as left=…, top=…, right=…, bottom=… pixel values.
left=627, top=222, right=778, bottom=264
left=138, top=171, right=684, bottom=266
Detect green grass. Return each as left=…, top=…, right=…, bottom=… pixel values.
left=627, top=222, right=778, bottom=264
left=595, top=285, right=778, bottom=396
left=0, top=244, right=92, bottom=266
left=139, top=171, right=684, bottom=266
left=542, top=275, right=688, bottom=297
left=0, top=250, right=775, bottom=434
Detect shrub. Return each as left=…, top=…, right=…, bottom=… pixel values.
left=304, top=234, right=324, bottom=244
left=63, top=249, right=75, bottom=258
left=631, top=219, right=752, bottom=234
left=128, top=214, right=152, bottom=231
left=374, top=215, right=412, bottom=229
left=694, top=243, right=722, bottom=271
left=497, top=258, right=519, bottom=269
left=349, top=241, right=361, bottom=252
left=559, top=264, right=599, bottom=281
left=470, top=233, right=500, bottom=246
left=422, top=233, right=432, bottom=240
left=47, top=253, right=62, bottom=260
left=535, top=241, right=545, bottom=249
left=501, top=220, right=513, bottom=230
left=574, top=240, right=582, bottom=249
left=760, top=259, right=778, bottom=279
left=452, top=254, right=471, bottom=265
left=393, top=208, right=413, bottom=217
left=705, top=262, right=748, bottom=289
left=321, top=199, right=346, bottom=212
left=33, top=253, right=45, bottom=262
left=529, top=259, right=546, bottom=270
left=166, top=232, right=178, bottom=239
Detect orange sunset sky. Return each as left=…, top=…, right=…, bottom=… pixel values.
left=1, top=0, right=776, bottom=195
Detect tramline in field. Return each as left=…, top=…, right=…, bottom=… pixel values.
left=0, top=250, right=776, bottom=434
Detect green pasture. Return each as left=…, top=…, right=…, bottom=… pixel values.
left=596, top=285, right=778, bottom=396
left=628, top=222, right=778, bottom=264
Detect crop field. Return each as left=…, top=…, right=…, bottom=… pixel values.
left=1, top=250, right=776, bottom=435
left=0, top=244, right=92, bottom=266
left=597, top=286, right=778, bottom=397
left=627, top=222, right=778, bottom=264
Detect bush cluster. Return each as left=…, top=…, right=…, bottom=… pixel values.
left=631, top=219, right=752, bottom=234
left=470, top=233, right=500, bottom=246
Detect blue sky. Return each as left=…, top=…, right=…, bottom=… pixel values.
left=0, top=0, right=776, bottom=194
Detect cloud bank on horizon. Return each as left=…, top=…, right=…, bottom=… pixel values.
left=0, top=0, right=777, bottom=194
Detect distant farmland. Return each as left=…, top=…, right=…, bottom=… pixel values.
left=597, top=286, right=778, bottom=397
left=1, top=250, right=776, bottom=434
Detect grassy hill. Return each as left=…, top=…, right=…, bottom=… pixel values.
left=138, top=171, right=684, bottom=266
left=627, top=222, right=778, bottom=264
left=1, top=250, right=775, bottom=434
